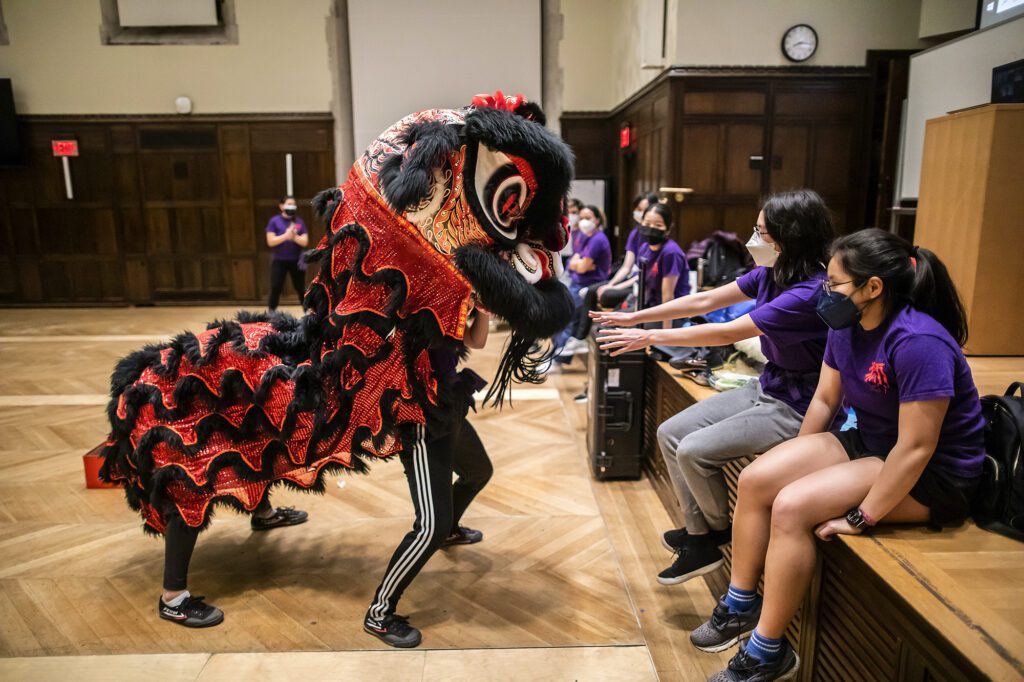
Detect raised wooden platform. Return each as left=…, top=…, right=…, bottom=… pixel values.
left=643, top=357, right=1024, bottom=681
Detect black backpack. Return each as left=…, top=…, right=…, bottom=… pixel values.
left=702, top=238, right=751, bottom=288
left=974, top=382, right=1024, bottom=541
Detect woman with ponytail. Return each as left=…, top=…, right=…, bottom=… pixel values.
left=697, top=228, right=985, bottom=682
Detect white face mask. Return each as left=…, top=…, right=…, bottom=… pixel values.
left=632, top=210, right=644, bottom=224
left=746, top=230, right=779, bottom=267
left=578, top=218, right=596, bottom=235
left=568, top=213, right=580, bottom=229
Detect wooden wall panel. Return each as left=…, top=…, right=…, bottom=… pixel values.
left=565, top=67, right=871, bottom=249
left=0, top=114, right=334, bottom=305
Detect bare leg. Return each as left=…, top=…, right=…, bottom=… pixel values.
left=729, top=433, right=849, bottom=591
left=755, top=458, right=930, bottom=638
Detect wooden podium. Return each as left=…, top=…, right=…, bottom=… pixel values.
left=915, top=103, right=1024, bottom=355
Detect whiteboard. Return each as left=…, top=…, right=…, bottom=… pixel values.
left=899, top=15, right=1024, bottom=199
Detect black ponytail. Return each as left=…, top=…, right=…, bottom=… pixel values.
left=832, top=228, right=968, bottom=346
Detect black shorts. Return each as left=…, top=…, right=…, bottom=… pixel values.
left=833, top=428, right=979, bottom=526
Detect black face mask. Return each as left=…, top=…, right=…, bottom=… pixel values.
left=283, top=207, right=297, bottom=217
left=816, top=288, right=862, bottom=330
left=639, top=226, right=667, bottom=245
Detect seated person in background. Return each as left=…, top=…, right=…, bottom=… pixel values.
left=632, top=202, right=690, bottom=328
left=567, top=193, right=660, bottom=352
left=593, top=190, right=835, bottom=586
left=552, top=204, right=611, bottom=363
left=695, top=228, right=984, bottom=682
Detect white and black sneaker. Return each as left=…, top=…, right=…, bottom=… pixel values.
left=662, top=525, right=732, bottom=553
left=158, top=593, right=224, bottom=628
left=707, top=642, right=800, bottom=681
left=364, top=612, right=422, bottom=648
left=690, top=595, right=762, bottom=653
left=251, top=506, right=309, bottom=531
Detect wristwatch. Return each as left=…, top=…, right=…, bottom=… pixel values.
left=845, top=507, right=870, bottom=531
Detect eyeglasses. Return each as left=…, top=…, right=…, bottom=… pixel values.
left=822, top=279, right=855, bottom=295
left=753, top=226, right=768, bottom=238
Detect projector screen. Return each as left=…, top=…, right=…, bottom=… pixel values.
left=981, top=0, right=1024, bottom=28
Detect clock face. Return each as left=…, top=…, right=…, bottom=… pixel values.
left=782, top=24, right=818, bottom=62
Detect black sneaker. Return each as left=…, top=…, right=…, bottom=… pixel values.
left=443, top=526, right=483, bottom=546
left=710, top=524, right=733, bottom=547
left=690, top=595, right=762, bottom=653
left=158, top=594, right=224, bottom=628
left=707, top=642, right=800, bottom=681
left=363, top=613, right=422, bottom=648
left=663, top=526, right=732, bottom=553
left=250, top=506, right=309, bottom=531
left=657, top=538, right=724, bottom=585
left=662, top=527, right=689, bottom=552
left=573, top=391, right=588, bottom=403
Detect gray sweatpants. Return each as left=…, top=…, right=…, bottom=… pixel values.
left=656, top=381, right=804, bottom=535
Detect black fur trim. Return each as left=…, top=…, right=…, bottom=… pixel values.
left=377, top=122, right=461, bottom=213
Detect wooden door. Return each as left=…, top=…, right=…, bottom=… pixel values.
left=769, top=86, right=866, bottom=234
left=676, top=86, right=768, bottom=245
left=137, top=125, right=228, bottom=300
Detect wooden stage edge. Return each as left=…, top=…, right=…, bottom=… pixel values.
left=642, top=355, right=1024, bottom=681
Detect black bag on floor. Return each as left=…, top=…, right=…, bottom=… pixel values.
left=974, top=382, right=1024, bottom=542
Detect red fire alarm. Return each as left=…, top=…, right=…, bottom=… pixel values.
left=619, top=124, right=632, bottom=149
left=51, top=139, right=79, bottom=157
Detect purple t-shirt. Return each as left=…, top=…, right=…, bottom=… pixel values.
left=570, top=229, right=612, bottom=287
left=823, top=306, right=985, bottom=478
left=625, top=226, right=641, bottom=255
left=266, top=214, right=308, bottom=262
left=736, top=267, right=830, bottom=415
left=636, top=239, right=690, bottom=307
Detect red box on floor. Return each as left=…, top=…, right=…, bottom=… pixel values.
left=83, top=445, right=120, bottom=489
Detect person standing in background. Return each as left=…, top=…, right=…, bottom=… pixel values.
left=266, top=195, right=309, bottom=310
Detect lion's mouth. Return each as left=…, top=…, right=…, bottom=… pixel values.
left=499, top=241, right=563, bottom=284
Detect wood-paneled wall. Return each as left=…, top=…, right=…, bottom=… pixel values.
left=562, top=67, right=871, bottom=254
left=0, top=114, right=335, bottom=305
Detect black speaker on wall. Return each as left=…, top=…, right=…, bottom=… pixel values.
left=0, top=79, right=24, bottom=166
left=992, top=58, right=1024, bottom=104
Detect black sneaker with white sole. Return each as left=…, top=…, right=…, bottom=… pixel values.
left=250, top=506, right=308, bottom=531
left=443, top=525, right=483, bottom=546
left=662, top=525, right=733, bottom=553
left=363, top=613, right=422, bottom=648
left=657, top=537, right=724, bottom=585
left=690, top=595, right=762, bottom=653
left=158, top=594, right=224, bottom=628
left=707, top=642, right=800, bottom=681
left=662, top=527, right=689, bottom=552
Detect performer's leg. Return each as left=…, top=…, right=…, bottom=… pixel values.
left=446, top=418, right=492, bottom=545
left=287, top=261, right=306, bottom=306
left=365, top=424, right=455, bottom=648
left=268, top=260, right=287, bottom=311
left=158, top=516, right=224, bottom=628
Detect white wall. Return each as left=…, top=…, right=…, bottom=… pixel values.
left=919, top=0, right=978, bottom=37
left=899, top=15, right=1024, bottom=199
left=561, top=0, right=929, bottom=111
left=674, top=0, right=927, bottom=68
left=346, top=0, right=541, bottom=153
left=0, top=0, right=335, bottom=114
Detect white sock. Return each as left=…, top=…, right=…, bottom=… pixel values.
left=163, top=590, right=190, bottom=607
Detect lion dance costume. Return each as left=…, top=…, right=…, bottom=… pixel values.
left=99, top=92, right=574, bottom=541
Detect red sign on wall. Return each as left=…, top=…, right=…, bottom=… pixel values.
left=51, top=139, right=79, bottom=157
left=619, top=124, right=632, bottom=149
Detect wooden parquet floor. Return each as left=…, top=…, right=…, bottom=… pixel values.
left=0, top=306, right=739, bottom=680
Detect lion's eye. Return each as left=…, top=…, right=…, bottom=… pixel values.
left=473, top=145, right=526, bottom=242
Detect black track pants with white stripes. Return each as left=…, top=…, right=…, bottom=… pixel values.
left=367, top=417, right=492, bottom=621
